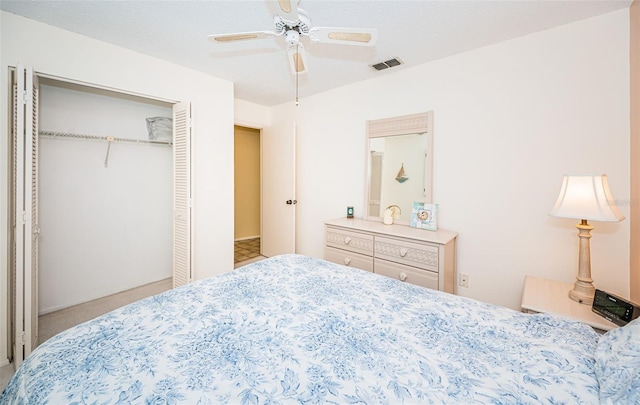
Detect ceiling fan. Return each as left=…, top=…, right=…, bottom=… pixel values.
left=208, top=0, right=378, bottom=75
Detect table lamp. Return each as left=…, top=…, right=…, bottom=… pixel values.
left=549, top=174, right=624, bottom=305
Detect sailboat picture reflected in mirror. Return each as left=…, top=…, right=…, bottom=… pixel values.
left=395, top=163, right=409, bottom=183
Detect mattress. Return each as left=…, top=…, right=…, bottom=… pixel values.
left=1, top=254, right=601, bottom=404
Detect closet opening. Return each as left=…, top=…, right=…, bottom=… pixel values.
left=35, top=78, right=175, bottom=336
left=9, top=65, right=190, bottom=367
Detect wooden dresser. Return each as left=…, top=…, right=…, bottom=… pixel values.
left=324, top=218, right=458, bottom=293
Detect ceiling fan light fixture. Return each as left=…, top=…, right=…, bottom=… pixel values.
left=285, top=30, right=300, bottom=46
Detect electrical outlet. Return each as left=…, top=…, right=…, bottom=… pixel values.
left=459, top=274, right=469, bottom=288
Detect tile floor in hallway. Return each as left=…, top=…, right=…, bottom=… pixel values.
left=234, top=237, right=261, bottom=263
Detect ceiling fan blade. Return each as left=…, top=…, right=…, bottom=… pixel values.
left=276, top=0, right=299, bottom=23
left=208, top=31, right=276, bottom=43
left=288, top=43, right=307, bottom=74
left=308, top=27, right=378, bottom=46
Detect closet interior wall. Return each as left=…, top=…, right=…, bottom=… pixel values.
left=38, top=78, right=173, bottom=314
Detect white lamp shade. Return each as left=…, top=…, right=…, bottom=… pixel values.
left=549, top=175, right=624, bottom=222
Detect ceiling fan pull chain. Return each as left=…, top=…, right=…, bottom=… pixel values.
left=295, top=43, right=299, bottom=106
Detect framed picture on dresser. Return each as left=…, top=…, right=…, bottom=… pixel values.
left=410, top=202, right=438, bottom=230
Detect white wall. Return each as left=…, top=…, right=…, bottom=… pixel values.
left=1, top=12, right=235, bottom=364
left=235, top=99, right=271, bottom=129
left=38, top=83, right=172, bottom=314
left=292, top=9, right=631, bottom=311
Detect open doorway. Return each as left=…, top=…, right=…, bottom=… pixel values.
left=234, top=125, right=263, bottom=266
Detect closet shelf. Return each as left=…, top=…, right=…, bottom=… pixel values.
left=38, top=130, right=172, bottom=146
left=39, top=130, right=171, bottom=168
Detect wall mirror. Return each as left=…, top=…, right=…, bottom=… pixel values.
left=365, top=111, right=433, bottom=225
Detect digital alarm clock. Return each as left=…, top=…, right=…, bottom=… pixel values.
left=592, top=289, right=640, bottom=327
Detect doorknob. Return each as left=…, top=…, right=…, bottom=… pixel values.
left=286, top=200, right=298, bottom=205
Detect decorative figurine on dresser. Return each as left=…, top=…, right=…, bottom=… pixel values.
left=325, top=111, right=458, bottom=293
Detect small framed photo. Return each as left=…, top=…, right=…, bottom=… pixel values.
left=410, top=202, right=438, bottom=231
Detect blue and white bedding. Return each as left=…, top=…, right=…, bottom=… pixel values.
left=0, top=254, right=618, bottom=404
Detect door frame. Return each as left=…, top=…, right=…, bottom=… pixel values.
left=235, top=117, right=297, bottom=259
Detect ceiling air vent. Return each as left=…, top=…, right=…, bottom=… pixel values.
left=371, top=58, right=403, bottom=71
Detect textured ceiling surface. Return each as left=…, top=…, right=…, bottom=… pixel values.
left=0, top=0, right=631, bottom=106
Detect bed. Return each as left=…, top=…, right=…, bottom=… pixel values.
left=2, top=254, right=638, bottom=404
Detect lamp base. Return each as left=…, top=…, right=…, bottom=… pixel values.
left=567, top=220, right=596, bottom=305
left=568, top=280, right=595, bottom=305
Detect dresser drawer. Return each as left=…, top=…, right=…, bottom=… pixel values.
left=375, top=258, right=438, bottom=290
left=325, top=246, right=374, bottom=272
left=374, top=236, right=439, bottom=271
left=325, top=227, right=374, bottom=256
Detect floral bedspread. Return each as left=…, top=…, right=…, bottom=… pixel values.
left=1, top=254, right=600, bottom=404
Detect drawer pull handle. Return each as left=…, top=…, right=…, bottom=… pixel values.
left=344, top=237, right=352, bottom=245
left=399, top=247, right=408, bottom=257
left=344, top=258, right=351, bottom=266
left=399, top=272, right=408, bottom=282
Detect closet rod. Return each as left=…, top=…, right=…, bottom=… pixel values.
left=38, top=130, right=172, bottom=146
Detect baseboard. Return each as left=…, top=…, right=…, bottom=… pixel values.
left=234, top=255, right=266, bottom=268
left=234, top=235, right=260, bottom=242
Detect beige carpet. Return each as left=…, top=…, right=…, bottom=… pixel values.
left=38, top=278, right=172, bottom=344
left=0, top=277, right=172, bottom=392
left=0, top=363, right=14, bottom=394
left=0, top=258, right=268, bottom=393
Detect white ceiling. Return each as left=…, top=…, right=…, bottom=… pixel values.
left=0, top=0, right=631, bottom=106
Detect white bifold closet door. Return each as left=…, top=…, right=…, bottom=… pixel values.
left=12, top=65, right=39, bottom=368
left=11, top=66, right=193, bottom=367
left=172, top=102, right=192, bottom=288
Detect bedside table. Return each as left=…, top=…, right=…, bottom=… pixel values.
left=521, top=275, right=617, bottom=333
